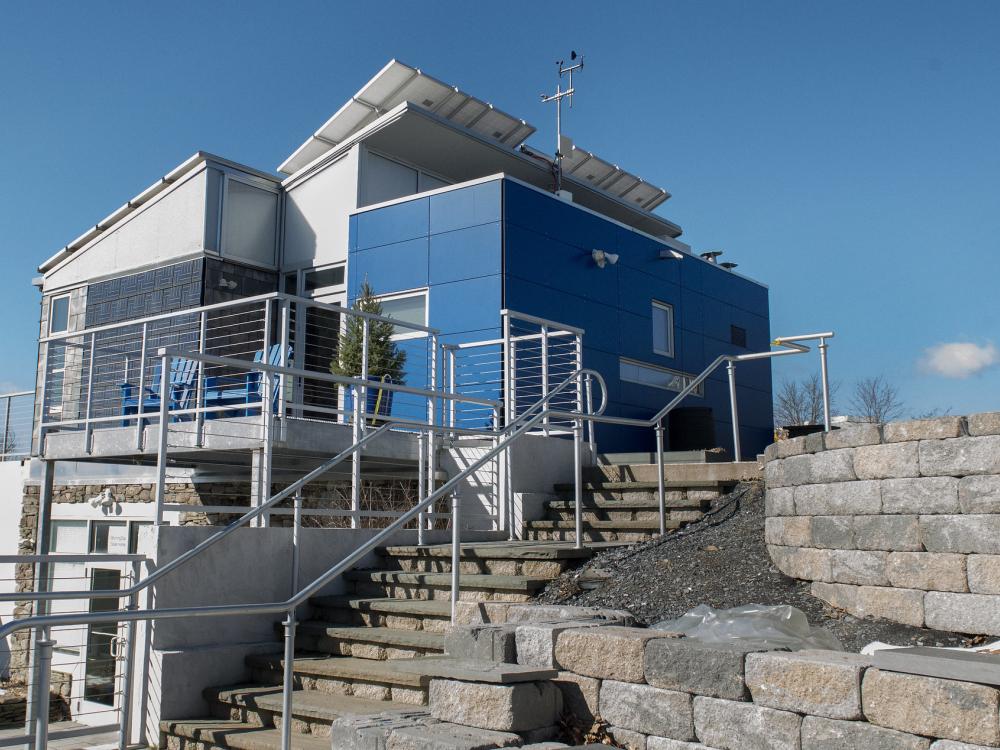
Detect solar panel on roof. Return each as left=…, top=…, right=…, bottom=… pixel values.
left=278, top=60, right=536, bottom=175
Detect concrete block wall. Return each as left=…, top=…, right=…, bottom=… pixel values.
left=536, top=622, right=1000, bottom=749
left=762, top=413, right=1000, bottom=635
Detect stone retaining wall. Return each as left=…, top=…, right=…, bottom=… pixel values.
left=448, top=608, right=1000, bottom=749
left=762, top=412, right=1000, bottom=635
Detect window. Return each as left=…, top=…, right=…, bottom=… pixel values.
left=377, top=291, right=427, bottom=339
left=651, top=301, right=674, bottom=357
left=303, top=265, right=346, bottom=293
left=128, top=521, right=153, bottom=554
left=221, top=177, right=278, bottom=266
left=49, top=294, right=70, bottom=334
left=731, top=325, right=747, bottom=348
left=619, top=358, right=703, bottom=396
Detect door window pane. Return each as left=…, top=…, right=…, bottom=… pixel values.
left=84, top=568, right=121, bottom=706
left=90, top=521, right=127, bottom=554
left=128, top=521, right=153, bottom=555
left=304, top=266, right=345, bottom=292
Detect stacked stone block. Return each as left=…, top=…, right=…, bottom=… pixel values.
left=762, top=413, right=1000, bottom=635
left=519, top=622, right=1000, bottom=749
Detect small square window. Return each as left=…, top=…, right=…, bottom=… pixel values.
left=49, top=295, right=70, bottom=334
left=651, top=301, right=674, bottom=357
left=731, top=325, right=747, bottom=348
left=377, top=292, right=428, bottom=339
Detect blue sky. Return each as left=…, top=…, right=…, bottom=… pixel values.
left=1, top=1, right=998, bottom=417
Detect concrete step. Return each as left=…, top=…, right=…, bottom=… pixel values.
left=295, top=622, right=445, bottom=659
left=545, top=496, right=711, bottom=510
left=346, top=570, right=550, bottom=603
left=553, top=480, right=724, bottom=493
left=310, top=596, right=453, bottom=632
left=161, top=719, right=329, bottom=750
left=206, top=683, right=411, bottom=737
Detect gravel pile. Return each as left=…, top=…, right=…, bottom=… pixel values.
left=536, top=481, right=979, bottom=652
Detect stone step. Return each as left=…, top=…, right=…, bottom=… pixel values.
left=295, top=622, right=445, bottom=659
left=547, top=507, right=705, bottom=524
left=585, top=460, right=760, bottom=484
left=553, top=480, right=724, bottom=493
left=246, top=653, right=431, bottom=705
left=378, top=542, right=590, bottom=576
left=310, top=596, right=453, bottom=632
left=523, top=519, right=677, bottom=543
left=545, top=496, right=711, bottom=510
left=161, top=719, right=329, bottom=750
left=246, top=653, right=558, bottom=706
left=525, top=519, right=680, bottom=532
left=206, top=683, right=411, bottom=737
left=346, top=570, right=550, bottom=603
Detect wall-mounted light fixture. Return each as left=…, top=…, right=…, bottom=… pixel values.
left=218, top=277, right=238, bottom=290
left=659, top=249, right=684, bottom=260
left=592, top=249, right=619, bottom=269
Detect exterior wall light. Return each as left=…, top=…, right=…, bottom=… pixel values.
left=659, top=249, right=684, bottom=260
left=592, top=249, right=619, bottom=269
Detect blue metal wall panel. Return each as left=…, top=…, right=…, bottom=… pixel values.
left=429, top=223, right=502, bottom=285
left=355, top=197, right=429, bottom=249
left=351, top=237, right=429, bottom=291
left=429, top=181, right=501, bottom=234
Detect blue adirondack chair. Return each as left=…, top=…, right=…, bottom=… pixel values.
left=120, top=357, right=200, bottom=426
left=204, top=344, right=292, bottom=418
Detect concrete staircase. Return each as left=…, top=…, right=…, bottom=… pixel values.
left=159, top=542, right=594, bottom=749
left=523, top=460, right=760, bottom=543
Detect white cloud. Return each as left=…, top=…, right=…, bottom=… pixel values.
left=921, top=342, right=1000, bottom=379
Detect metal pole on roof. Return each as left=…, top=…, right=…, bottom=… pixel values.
left=541, top=52, right=583, bottom=195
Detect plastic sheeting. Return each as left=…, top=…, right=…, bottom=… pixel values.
left=651, top=604, right=844, bottom=651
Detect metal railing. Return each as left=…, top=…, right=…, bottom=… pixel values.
left=0, top=391, right=33, bottom=461
left=1, top=365, right=608, bottom=750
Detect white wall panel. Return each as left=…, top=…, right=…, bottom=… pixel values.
left=282, top=146, right=359, bottom=269
left=45, top=171, right=208, bottom=291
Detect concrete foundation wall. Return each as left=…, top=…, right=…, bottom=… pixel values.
left=763, top=412, right=1000, bottom=636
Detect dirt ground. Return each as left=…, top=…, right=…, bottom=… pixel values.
left=536, top=481, right=981, bottom=652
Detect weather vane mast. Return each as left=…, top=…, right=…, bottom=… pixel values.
left=541, top=51, right=583, bottom=194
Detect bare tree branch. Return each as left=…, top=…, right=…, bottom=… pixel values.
left=774, top=373, right=837, bottom=427
left=850, top=375, right=905, bottom=424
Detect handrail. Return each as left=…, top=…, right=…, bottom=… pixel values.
left=0, top=367, right=607, bottom=639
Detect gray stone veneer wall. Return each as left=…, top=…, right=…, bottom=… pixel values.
left=762, top=412, right=1000, bottom=636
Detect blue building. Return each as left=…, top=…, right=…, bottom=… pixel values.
left=349, top=176, right=772, bottom=455
left=33, top=59, right=773, bottom=459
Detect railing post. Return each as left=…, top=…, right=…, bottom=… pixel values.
left=2, top=394, right=10, bottom=459
left=585, top=374, right=597, bottom=462
left=450, top=487, right=461, bottom=625
left=350, top=385, right=362, bottom=530
left=819, top=336, right=832, bottom=432
left=33, top=628, right=53, bottom=750
left=447, top=348, right=456, bottom=429
left=83, top=331, right=96, bottom=454
left=195, top=310, right=207, bottom=447
left=278, top=298, right=291, bottom=429
left=135, top=321, right=148, bottom=450
left=360, top=319, right=370, bottom=425
left=417, top=431, right=427, bottom=546
left=654, top=421, right=666, bottom=536
left=292, top=489, right=302, bottom=594
left=541, top=325, right=549, bottom=436
left=118, top=562, right=140, bottom=750
left=573, top=418, right=584, bottom=551
left=154, top=353, right=170, bottom=525
left=260, top=369, right=274, bottom=528
left=280, top=608, right=297, bottom=750
left=726, top=360, right=742, bottom=463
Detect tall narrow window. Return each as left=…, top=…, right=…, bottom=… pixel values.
left=651, top=300, right=674, bottom=357
left=49, top=294, right=70, bottom=334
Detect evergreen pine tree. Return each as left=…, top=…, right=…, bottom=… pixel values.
left=330, top=281, right=406, bottom=382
